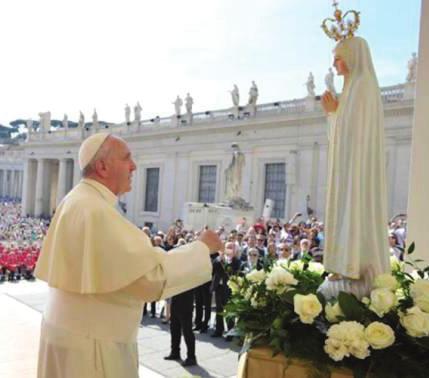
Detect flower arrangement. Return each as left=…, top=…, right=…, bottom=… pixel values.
left=225, top=244, right=429, bottom=378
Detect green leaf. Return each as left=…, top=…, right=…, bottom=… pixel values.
left=316, top=292, right=326, bottom=308
left=338, top=291, right=366, bottom=322
left=283, top=289, right=298, bottom=305
left=407, top=242, right=415, bottom=255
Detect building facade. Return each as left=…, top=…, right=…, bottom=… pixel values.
left=0, top=82, right=414, bottom=230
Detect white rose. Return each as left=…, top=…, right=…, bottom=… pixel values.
left=410, top=279, right=429, bottom=299
left=308, top=262, right=325, bottom=275
left=369, top=288, right=397, bottom=317
left=415, top=294, right=429, bottom=313
left=348, top=338, right=370, bottom=359
left=373, top=274, right=399, bottom=292
left=250, top=292, right=267, bottom=309
left=364, top=322, right=395, bottom=350
left=325, top=302, right=344, bottom=323
left=400, top=306, right=429, bottom=338
left=265, top=267, right=298, bottom=294
left=390, top=256, right=403, bottom=271
left=294, top=294, right=323, bottom=324
left=361, top=297, right=370, bottom=306
left=244, top=287, right=253, bottom=301
left=324, top=321, right=369, bottom=361
left=324, top=338, right=349, bottom=361
left=227, top=280, right=240, bottom=294
left=288, top=260, right=304, bottom=271
left=246, top=269, right=266, bottom=284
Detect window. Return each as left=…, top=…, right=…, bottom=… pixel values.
left=264, top=163, right=286, bottom=218
left=144, top=168, right=160, bottom=212
left=198, top=165, right=217, bottom=203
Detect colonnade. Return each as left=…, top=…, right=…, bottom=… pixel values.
left=21, top=157, right=81, bottom=218
left=0, top=168, right=24, bottom=199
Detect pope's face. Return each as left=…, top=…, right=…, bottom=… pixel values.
left=107, top=139, right=136, bottom=195
left=333, top=55, right=349, bottom=76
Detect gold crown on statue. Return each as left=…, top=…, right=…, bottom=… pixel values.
left=321, top=1, right=360, bottom=41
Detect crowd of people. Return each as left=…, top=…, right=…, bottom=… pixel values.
left=0, top=199, right=47, bottom=282
left=0, top=199, right=407, bottom=365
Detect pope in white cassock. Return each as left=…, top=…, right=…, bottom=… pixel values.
left=319, top=35, right=390, bottom=299
left=35, top=133, right=223, bottom=378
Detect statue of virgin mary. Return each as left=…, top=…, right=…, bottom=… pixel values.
left=319, top=35, right=390, bottom=299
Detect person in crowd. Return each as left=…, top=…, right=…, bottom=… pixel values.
left=164, top=286, right=198, bottom=366
left=253, top=217, right=266, bottom=235
left=264, top=242, right=278, bottom=265
left=240, top=235, right=256, bottom=262
left=389, top=233, right=404, bottom=261
left=255, top=235, right=267, bottom=257
left=210, top=242, right=240, bottom=340
left=293, top=238, right=311, bottom=260
left=277, top=243, right=292, bottom=263
left=240, top=247, right=263, bottom=274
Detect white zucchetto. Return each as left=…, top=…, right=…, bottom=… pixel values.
left=78, top=132, right=111, bottom=170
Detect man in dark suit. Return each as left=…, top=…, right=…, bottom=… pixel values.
left=210, top=242, right=240, bottom=340
left=164, top=288, right=197, bottom=366
left=193, top=281, right=211, bottom=333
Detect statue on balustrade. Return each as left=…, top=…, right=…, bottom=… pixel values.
left=125, top=104, right=131, bottom=124
left=305, top=72, right=316, bottom=97
left=324, top=67, right=336, bottom=95
left=92, top=109, right=99, bottom=131
left=78, top=112, right=85, bottom=129
left=406, top=52, right=418, bottom=83
left=62, top=114, right=69, bottom=130
left=230, top=85, right=240, bottom=107
left=134, top=102, right=142, bottom=124
left=38, top=112, right=51, bottom=133
left=26, top=119, right=33, bottom=139
left=248, top=81, right=259, bottom=105
left=185, top=93, right=193, bottom=114
left=173, top=96, right=183, bottom=116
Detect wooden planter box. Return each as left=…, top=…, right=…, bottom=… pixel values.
left=237, top=346, right=353, bottom=378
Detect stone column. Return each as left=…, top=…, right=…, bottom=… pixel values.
left=407, top=0, right=429, bottom=261
left=22, top=160, right=36, bottom=216
left=73, top=158, right=81, bottom=187
left=57, top=159, right=68, bottom=206
left=34, top=159, right=47, bottom=217
left=0, top=170, right=3, bottom=197
left=11, top=170, right=17, bottom=198
left=5, top=170, right=11, bottom=197
left=18, top=170, right=23, bottom=199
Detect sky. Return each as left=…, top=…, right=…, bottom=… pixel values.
left=0, top=0, right=421, bottom=125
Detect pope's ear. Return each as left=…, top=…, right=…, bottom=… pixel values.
left=94, top=159, right=109, bottom=178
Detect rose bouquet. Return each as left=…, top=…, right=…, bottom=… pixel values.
left=224, top=243, right=429, bottom=377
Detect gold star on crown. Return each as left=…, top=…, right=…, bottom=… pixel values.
left=321, top=1, right=360, bottom=41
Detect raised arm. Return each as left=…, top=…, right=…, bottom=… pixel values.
left=122, top=230, right=222, bottom=301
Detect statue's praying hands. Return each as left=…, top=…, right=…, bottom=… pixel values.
left=321, top=91, right=338, bottom=114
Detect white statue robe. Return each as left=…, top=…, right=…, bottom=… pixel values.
left=35, top=178, right=212, bottom=378
left=322, top=37, right=390, bottom=294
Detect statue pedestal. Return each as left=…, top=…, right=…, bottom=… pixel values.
left=183, top=202, right=255, bottom=232
left=232, top=106, right=240, bottom=118
left=247, top=104, right=257, bottom=116
left=238, top=347, right=353, bottom=378
left=305, top=96, right=316, bottom=112
left=404, top=81, right=416, bottom=100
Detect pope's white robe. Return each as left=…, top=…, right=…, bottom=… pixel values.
left=35, top=178, right=212, bottom=378
left=319, top=37, right=390, bottom=300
